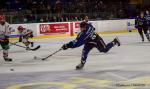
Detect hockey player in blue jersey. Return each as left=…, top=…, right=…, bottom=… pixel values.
left=145, top=10, right=150, bottom=34
left=61, top=22, right=121, bottom=70
left=135, top=12, right=150, bottom=42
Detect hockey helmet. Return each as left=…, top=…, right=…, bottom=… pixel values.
left=17, top=26, right=24, bottom=31
left=0, top=15, right=5, bottom=21
left=80, top=22, right=88, bottom=28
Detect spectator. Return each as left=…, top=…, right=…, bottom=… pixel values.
left=39, top=17, right=44, bottom=22
left=54, top=0, right=62, bottom=14
left=74, top=16, right=79, bottom=21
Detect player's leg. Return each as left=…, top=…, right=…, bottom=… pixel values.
left=96, top=36, right=120, bottom=53
left=22, top=38, right=30, bottom=50
left=148, top=26, right=150, bottom=34
left=22, top=36, right=33, bottom=50
left=146, top=24, right=150, bottom=34
left=30, top=42, right=34, bottom=47
left=76, top=43, right=94, bottom=70
left=143, top=27, right=150, bottom=41
left=29, top=34, right=34, bottom=47
left=20, top=36, right=34, bottom=47
left=137, top=27, right=144, bottom=42
left=0, top=41, right=12, bottom=62
left=25, top=36, right=34, bottom=47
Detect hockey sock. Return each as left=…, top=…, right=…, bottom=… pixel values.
left=3, top=49, right=8, bottom=58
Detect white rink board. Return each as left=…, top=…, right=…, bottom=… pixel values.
left=96, top=19, right=134, bottom=32
left=10, top=23, right=38, bottom=36
left=10, top=19, right=135, bottom=37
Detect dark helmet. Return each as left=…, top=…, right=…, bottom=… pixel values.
left=80, top=22, right=88, bottom=28
left=0, top=15, right=5, bottom=21
left=17, top=26, right=24, bottom=31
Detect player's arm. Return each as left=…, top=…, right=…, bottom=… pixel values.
left=26, top=29, right=33, bottom=38
left=18, top=30, right=23, bottom=42
left=135, top=17, right=139, bottom=28
left=19, top=35, right=22, bottom=42
left=62, top=33, right=87, bottom=50
left=2, top=23, right=11, bottom=42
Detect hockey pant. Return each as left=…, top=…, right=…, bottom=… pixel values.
left=81, top=36, right=115, bottom=62
left=137, top=27, right=150, bottom=41
left=0, top=41, right=9, bottom=58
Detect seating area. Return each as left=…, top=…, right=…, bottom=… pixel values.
left=0, top=0, right=149, bottom=23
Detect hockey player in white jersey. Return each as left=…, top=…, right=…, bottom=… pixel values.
left=17, top=26, right=34, bottom=50
left=0, top=15, right=12, bottom=62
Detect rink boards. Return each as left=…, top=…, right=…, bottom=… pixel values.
left=10, top=19, right=136, bottom=39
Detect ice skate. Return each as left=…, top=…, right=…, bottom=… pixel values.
left=31, top=42, right=34, bottom=47
left=76, top=61, right=85, bottom=70
left=114, top=37, right=121, bottom=46
left=4, top=57, right=12, bottom=62
left=26, top=46, right=30, bottom=50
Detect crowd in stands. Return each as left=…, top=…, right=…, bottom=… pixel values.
left=0, top=0, right=150, bottom=23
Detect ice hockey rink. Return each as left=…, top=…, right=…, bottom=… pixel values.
left=0, top=32, right=150, bottom=89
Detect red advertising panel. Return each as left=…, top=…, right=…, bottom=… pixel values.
left=75, top=22, right=80, bottom=28
left=74, top=22, right=81, bottom=34
left=40, top=23, right=69, bottom=34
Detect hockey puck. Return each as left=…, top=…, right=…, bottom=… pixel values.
left=10, top=68, right=14, bottom=71
left=129, top=30, right=132, bottom=32
left=34, top=56, right=37, bottom=59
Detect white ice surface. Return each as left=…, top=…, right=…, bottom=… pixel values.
left=0, top=32, right=150, bottom=73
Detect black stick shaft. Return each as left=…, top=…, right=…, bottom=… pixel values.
left=42, top=48, right=62, bottom=60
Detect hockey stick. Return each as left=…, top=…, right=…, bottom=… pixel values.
left=9, top=42, right=40, bottom=51
left=42, top=48, right=63, bottom=60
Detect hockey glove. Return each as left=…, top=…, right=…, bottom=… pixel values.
left=26, top=32, right=33, bottom=38
left=30, top=34, right=33, bottom=38
left=19, top=36, right=22, bottom=42
left=61, top=44, right=68, bottom=50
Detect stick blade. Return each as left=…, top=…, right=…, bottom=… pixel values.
left=42, top=55, right=52, bottom=61
left=30, top=45, right=41, bottom=51
left=41, top=48, right=62, bottom=61
left=42, top=58, right=46, bottom=61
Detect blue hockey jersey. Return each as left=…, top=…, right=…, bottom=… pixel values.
left=145, top=14, right=150, bottom=25
left=66, top=23, right=96, bottom=48
left=135, top=16, right=147, bottom=28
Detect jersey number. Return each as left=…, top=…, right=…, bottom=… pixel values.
left=91, top=34, right=96, bottom=40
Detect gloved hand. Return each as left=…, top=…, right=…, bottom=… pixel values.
left=19, top=36, right=22, bottom=42
left=30, top=34, right=33, bottom=38
left=61, top=44, right=68, bottom=50
left=28, top=32, right=33, bottom=38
